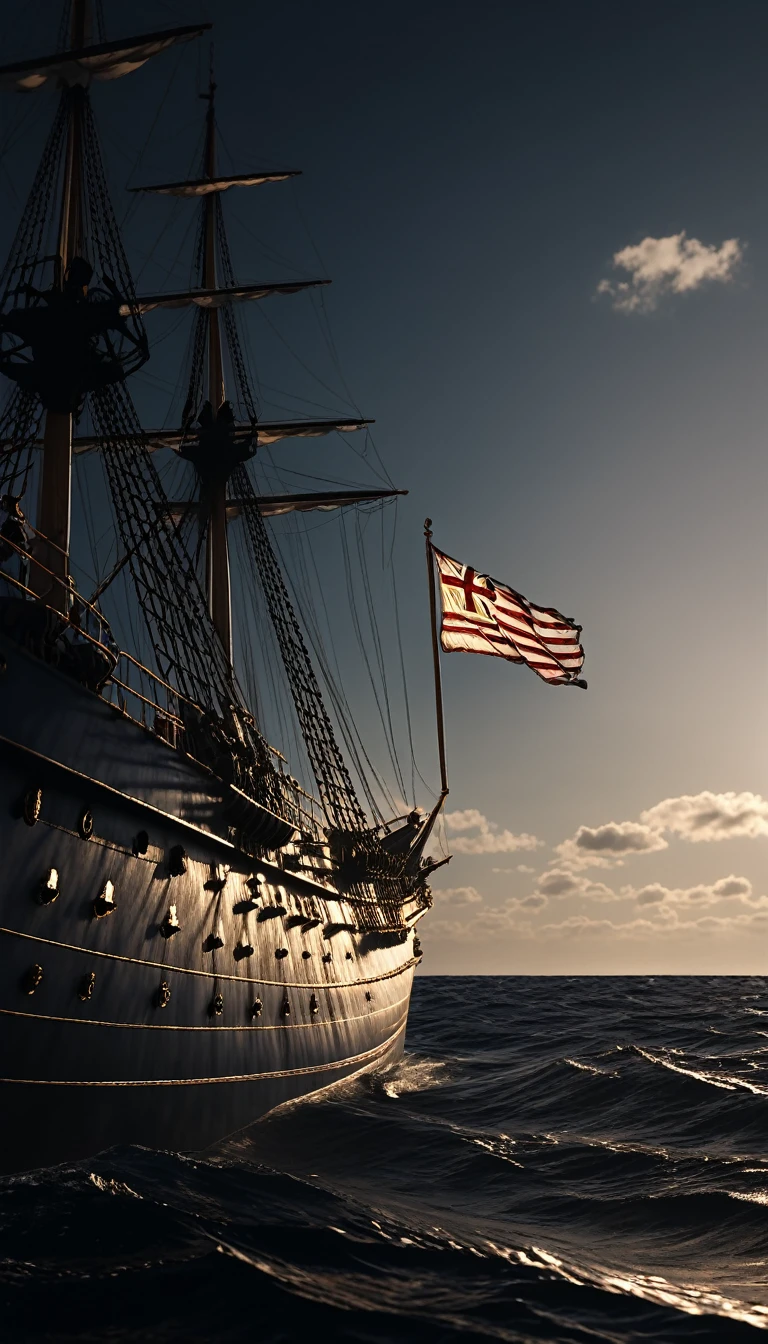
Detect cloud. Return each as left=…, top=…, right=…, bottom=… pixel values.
left=536, top=914, right=644, bottom=939
left=535, top=870, right=760, bottom=909
left=634, top=882, right=669, bottom=906
left=533, top=909, right=760, bottom=939
left=554, top=790, right=768, bottom=873
left=427, top=857, right=767, bottom=946
left=507, top=893, right=549, bottom=912
left=631, top=875, right=762, bottom=909
left=580, top=882, right=617, bottom=901
left=713, top=875, right=753, bottom=897
left=574, top=822, right=666, bottom=855
left=538, top=869, right=582, bottom=896
left=557, top=820, right=667, bottom=869
left=432, top=885, right=483, bottom=905
left=558, top=876, right=616, bottom=901
left=429, top=905, right=768, bottom=943
left=596, top=231, right=743, bottom=314
left=531, top=869, right=621, bottom=902
left=445, top=809, right=541, bottom=855
left=526, top=867, right=761, bottom=911
left=641, top=792, right=768, bottom=844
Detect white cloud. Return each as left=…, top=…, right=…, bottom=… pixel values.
left=631, top=875, right=764, bottom=909
left=580, top=881, right=617, bottom=901
left=713, top=875, right=754, bottom=898
left=537, top=869, right=582, bottom=896
left=507, top=893, right=549, bottom=912
left=596, top=231, right=743, bottom=314
left=641, top=791, right=768, bottom=844
left=429, top=905, right=768, bottom=943
left=633, top=882, right=671, bottom=906
left=526, top=871, right=761, bottom=909
left=557, top=820, right=667, bottom=869
left=554, top=790, right=768, bottom=873
left=536, top=914, right=647, bottom=939
left=445, top=809, right=541, bottom=855
left=432, top=885, right=483, bottom=905
left=535, top=870, right=619, bottom=901
left=533, top=909, right=760, bottom=939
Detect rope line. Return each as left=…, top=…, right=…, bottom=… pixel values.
left=0, top=1017, right=406, bottom=1086
left=0, top=925, right=418, bottom=988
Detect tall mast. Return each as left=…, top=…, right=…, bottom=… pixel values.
left=32, top=0, right=90, bottom=610
left=0, top=4, right=210, bottom=614
left=202, top=69, right=233, bottom=663
left=124, top=84, right=403, bottom=831
left=203, top=75, right=224, bottom=411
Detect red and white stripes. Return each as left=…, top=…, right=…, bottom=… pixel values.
left=433, top=546, right=586, bottom=687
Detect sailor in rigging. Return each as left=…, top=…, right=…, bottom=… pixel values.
left=0, top=492, right=30, bottom=585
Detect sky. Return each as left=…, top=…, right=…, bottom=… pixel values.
left=5, top=1, right=768, bottom=972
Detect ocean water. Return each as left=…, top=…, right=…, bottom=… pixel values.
left=4, top=977, right=768, bottom=1341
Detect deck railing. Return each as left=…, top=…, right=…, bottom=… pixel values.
left=0, top=535, right=326, bottom=839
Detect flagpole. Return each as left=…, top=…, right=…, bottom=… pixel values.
left=425, top=518, right=449, bottom=799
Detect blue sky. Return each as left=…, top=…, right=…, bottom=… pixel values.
left=5, top=1, right=768, bottom=971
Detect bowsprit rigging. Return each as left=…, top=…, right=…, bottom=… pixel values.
left=0, top=0, right=444, bottom=1174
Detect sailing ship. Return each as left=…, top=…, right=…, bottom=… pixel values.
left=0, top=3, right=444, bottom=1174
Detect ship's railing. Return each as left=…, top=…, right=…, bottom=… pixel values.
left=268, top=754, right=326, bottom=836
left=0, top=532, right=118, bottom=675
left=0, top=535, right=327, bottom=840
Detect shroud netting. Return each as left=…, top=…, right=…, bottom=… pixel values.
left=180, top=192, right=371, bottom=835
left=232, top=460, right=367, bottom=834
left=0, top=83, right=295, bottom=822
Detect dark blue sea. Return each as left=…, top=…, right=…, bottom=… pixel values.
left=4, top=977, right=768, bottom=1341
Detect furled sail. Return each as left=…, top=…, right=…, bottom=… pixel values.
left=131, top=172, right=301, bottom=197
left=229, top=488, right=408, bottom=517
left=124, top=281, right=328, bottom=316
left=68, top=418, right=373, bottom=455
left=0, top=25, right=210, bottom=91
left=161, top=488, right=407, bottom=521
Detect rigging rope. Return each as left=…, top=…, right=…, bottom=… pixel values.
left=232, top=460, right=367, bottom=832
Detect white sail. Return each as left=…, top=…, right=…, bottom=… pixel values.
left=0, top=25, right=210, bottom=91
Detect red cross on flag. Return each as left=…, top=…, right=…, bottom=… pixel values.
left=433, top=545, right=587, bottom=688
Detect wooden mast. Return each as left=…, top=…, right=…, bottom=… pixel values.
left=202, top=68, right=233, bottom=663
left=33, top=0, right=89, bottom=611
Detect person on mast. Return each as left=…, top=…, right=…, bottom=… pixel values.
left=0, top=493, right=30, bottom=583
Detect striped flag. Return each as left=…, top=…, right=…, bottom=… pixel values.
left=433, top=546, right=586, bottom=688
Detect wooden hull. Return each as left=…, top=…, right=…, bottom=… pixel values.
left=0, top=637, right=415, bottom=1174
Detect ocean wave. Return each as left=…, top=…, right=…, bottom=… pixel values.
left=563, top=1057, right=619, bottom=1077
left=379, top=1055, right=451, bottom=1099
left=4, top=977, right=768, bottom=1341
left=485, top=1241, right=768, bottom=1330
left=632, top=1045, right=768, bottom=1096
